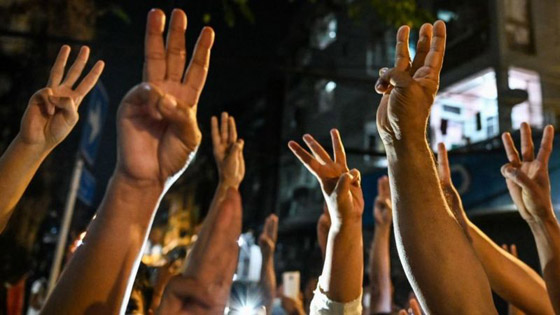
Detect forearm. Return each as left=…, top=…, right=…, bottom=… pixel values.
left=468, top=222, right=553, bottom=314
left=260, top=255, right=276, bottom=314
left=386, top=139, right=495, bottom=314
left=41, top=172, right=163, bottom=314
left=528, top=216, right=560, bottom=315
left=369, top=225, right=392, bottom=313
left=0, top=135, right=49, bottom=232
left=319, top=220, right=363, bottom=303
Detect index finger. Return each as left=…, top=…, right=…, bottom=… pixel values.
left=143, top=9, right=166, bottom=82
left=423, top=20, right=446, bottom=73
left=182, top=27, right=215, bottom=107
left=437, top=142, right=451, bottom=183
left=48, top=45, right=71, bottom=87
left=210, top=116, right=221, bottom=147
left=394, top=25, right=411, bottom=71
left=288, top=141, right=320, bottom=175
left=501, top=132, right=521, bottom=165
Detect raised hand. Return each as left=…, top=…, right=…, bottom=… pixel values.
left=374, top=176, right=392, bottom=227
left=116, top=9, right=214, bottom=187
left=259, top=214, right=278, bottom=259
left=290, top=129, right=364, bottom=305
left=288, top=129, right=363, bottom=225
left=436, top=143, right=471, bottom=240
left=211, top=112, right=245, bottom=189
left=158, top=188, right=242, bottom=315
left=21, top=45, right=104, bottom=150
left=501, top=244, right=526, bottom=315
left=375, top=21, right=446, bottom=145
left=501, top=123, right=555, bottom=222
left=398, top=297, right=422, bottom=315
left=259, top=214, right=279, bottom=314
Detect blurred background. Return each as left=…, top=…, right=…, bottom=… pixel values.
left=1, top=0, right=560, bottom=313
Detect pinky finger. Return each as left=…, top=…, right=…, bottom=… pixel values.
left=74, top=60, right=105, bottom=105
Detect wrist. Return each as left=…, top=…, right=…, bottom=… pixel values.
left=528, top=214, right=560, bottom=233
left=218, top=176, right=240, bottom=190
left=375, top=223, right=391, bottom=234
left=112, top=170, right=165, bottom=196
left=13, top=133, right=52, bottom=158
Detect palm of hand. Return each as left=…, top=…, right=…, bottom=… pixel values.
left=374, top=197, right=392, bottom=225
left=22, top=89, right=75, bottom=147
left=20, top=45, right=104, bottom=149
left=508, top=161, right=551, bottom=220
left=317, top=162, right=349, bottom=195
left=117, top=84, right=197, bottom=184
left=378, top=72, right=438, bottom=142
left=375, top=22, right=446, bottom=143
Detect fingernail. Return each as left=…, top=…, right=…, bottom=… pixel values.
left=162, top=94, right=177, bottom=108
left=379, top=67, right=388, bottom=76
left=303, top=134, right=312, bottom=141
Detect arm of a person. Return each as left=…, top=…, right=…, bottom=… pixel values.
left=527, top=217, right=560, bottom=315
left=0, top=45, right=103, bottom=233
left=161, top=189, right=242, bottom=314
left=500, top=123, right=560, bottom=314
left=41, top=173, right=164, bottom=314
left=469, top=223, right=553, bottom=314
left=259, top=214, right=279, bottom=314
left=375, top=22, right=496, bottom=314
left=41, top=9, right=213, bottom=314
left=288, top=130, right=364, bottom=305
left=369, top=176, right=392, bottom=313
left=437, top=143, right=553, bottom=315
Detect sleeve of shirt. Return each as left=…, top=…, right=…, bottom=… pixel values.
left=309, top=277, right=363, bottom=315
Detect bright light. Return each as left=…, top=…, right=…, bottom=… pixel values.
left=240, top=306, right=254, bottom=314
left=329, top=31, right=336, bottom=39
left=325, top=81, right=336, bottom=93
left=237, top=236, right=244, bottom=247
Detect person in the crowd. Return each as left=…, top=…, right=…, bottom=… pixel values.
left=369, top=175, right=393, bottom=314
left=259, top=214, right=279, bottom=314
left=0, top=45, right=104, bottom=234
left=501, top=122, right=560, bottom=314
left=289, top=129, right=364, bottom=314
left=156, top=112, right=245, bottom=314
left=40, top=8, right=214, bottom=314
left=397, top=297, right=421, bottom=315
left=501, top=244, right=526, bottom=315
left=437, top=142, right=554, bottom=314
left=374, top=20, right=497, bottom=313
left=281, top=294, right=306, bottom=315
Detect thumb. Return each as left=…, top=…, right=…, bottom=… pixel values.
left=48, top=95, right=78, bottom=123
left=379, top=67, right=413, bottom=91
left=500, top=164, right=539, bottom=195
left=334, top=172, right=353, bottom=196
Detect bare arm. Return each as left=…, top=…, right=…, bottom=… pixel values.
left=289, top=129, right=364, bottom=303
left=0, top=46, right=103, bottom=233
left=375, top=21, right=496, bottom=314
left=369, top=176, right=393, bottom=313
left=500, top=123, right=560, bottom=314
left=41, top=9, right=213, bottom=314
left=437, top=142, right=553, bottom=315
left=259, top=214, right=279, bottom=314
left=501, top=123, right=560, bottom=314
